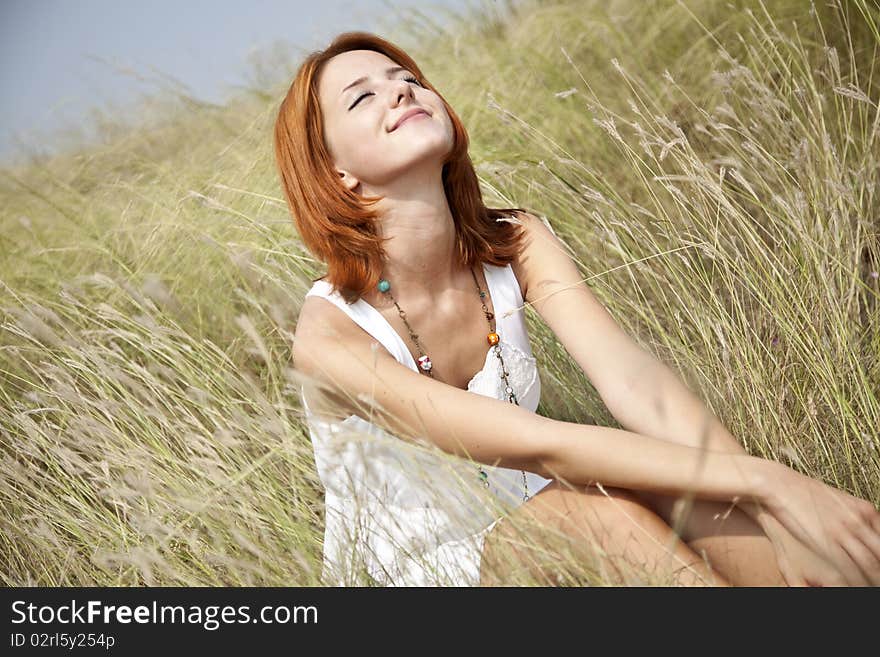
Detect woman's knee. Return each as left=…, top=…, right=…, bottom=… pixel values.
left=526, top=481, right=668, bottom=541
left=480, top=482, right=725, bottom=586
left=631, top=489, right=788, bottom=586
left=480, top=484, right=608, bottom=585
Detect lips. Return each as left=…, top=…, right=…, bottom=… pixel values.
left=390, top=108, right=430, bottom=132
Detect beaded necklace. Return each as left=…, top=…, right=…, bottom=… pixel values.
left=376, top=265, right=530, bottom=502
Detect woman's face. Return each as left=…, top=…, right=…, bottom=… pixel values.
left=316, top=49, right=454, bottom=193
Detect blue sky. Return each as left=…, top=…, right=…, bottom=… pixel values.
left=0, top=0, right=483, bottom=165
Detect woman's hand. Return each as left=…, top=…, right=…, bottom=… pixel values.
left=753, top=510, right=853, bottom=586
left=760, top=463, right=880, bottom=586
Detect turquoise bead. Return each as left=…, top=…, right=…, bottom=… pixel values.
left=378, top=279, right=390, bottom=292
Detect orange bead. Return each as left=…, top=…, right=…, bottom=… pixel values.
left=487, top=332, right=500, bottom=346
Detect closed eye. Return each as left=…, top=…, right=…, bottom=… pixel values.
left=348, top=75, right=421, bottom=110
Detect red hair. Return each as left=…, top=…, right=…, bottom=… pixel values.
left=273, top=31, right=529, bottom=304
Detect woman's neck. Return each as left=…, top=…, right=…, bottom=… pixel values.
left=374, top=212, right=461, bottom=301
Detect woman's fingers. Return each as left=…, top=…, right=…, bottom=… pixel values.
left=804, top=571, right=846, bottom=587
left=847, top=530, right=880, bottom=586
left=834, top=538, right=873, bottom=586
left=842, top=498, right=880, bottom=584
left=856, top=520, right=880, bottom=569
left=841, top=540, right=878, bottom=586
left=769, top=469, right=880, bottom=586
left=856, top=503, right=880, bottom=563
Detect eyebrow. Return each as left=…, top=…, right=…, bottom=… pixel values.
left=340, top=66, right=408, bottom=97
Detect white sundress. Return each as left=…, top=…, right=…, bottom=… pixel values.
left=300, top=261, right=554, bottom=586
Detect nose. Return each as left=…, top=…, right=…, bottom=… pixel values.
left=388, top=77, right=415, bottom=106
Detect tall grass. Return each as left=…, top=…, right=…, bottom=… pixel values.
left=1, top=0, right=877, bottom=585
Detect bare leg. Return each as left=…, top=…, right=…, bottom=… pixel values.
left=480, top=481, right=730, bottom=586
left=631, top=489, right=788, bottom=586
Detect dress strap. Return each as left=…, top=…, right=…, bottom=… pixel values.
left=304, top=281, right=417, bottom=371
left=485, top=262, right=533, bottom=358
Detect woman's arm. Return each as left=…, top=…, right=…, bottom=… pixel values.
left=294, top=295, right=772, bottom=505
left=603, top=352, right=778, bottom=521
left=504, top=210, right=879, bottom=582
left=537, top=420, right=772, bottom=504
left=508, top=210, right=777, bottom=516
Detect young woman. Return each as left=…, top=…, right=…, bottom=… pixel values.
left=273, top=32, right=880, bottom=587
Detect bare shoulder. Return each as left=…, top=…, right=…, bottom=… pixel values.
left=293, top=293, right=372, bottom=373
left=508, top=209, right=558, bottom=306
left=293, top=292, right=388, bottom=418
